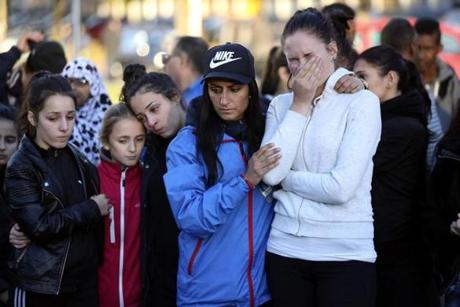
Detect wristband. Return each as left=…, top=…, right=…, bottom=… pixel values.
left=241, top=175, right=255, bottom=190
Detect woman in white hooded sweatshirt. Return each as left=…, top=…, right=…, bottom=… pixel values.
left=262, top=8, right=381, bottom=307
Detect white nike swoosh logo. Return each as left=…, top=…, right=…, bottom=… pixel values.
left=209, top=57, right=242, bottom=69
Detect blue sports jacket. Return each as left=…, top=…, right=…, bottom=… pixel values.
left=164, top=126, right=273, bottom=307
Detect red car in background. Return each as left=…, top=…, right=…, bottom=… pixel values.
left=355, top=16, right=460, bottom=77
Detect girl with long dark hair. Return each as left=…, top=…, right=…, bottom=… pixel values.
left=123, top=68, right=185, bottom=306
left=5, top=72, right=111, bottom=307
left=164, top=42, right=280, bottom=306
left=354, top=45, right=429, bottom=307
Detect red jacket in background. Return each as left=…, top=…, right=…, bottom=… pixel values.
left=97, top=159, right=142, bottom=307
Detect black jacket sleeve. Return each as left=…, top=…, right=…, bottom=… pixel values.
left=5, top=166, right=102, bottom=243
left=0, top=46, right=21, bottom=103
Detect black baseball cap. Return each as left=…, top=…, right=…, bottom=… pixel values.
left=202, top=42, right=255, bottom=84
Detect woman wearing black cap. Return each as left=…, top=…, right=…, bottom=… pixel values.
left=164, top=42, right=280, bottom=306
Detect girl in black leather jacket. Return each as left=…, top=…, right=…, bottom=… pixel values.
left=5, top=73, right=111, bottom=307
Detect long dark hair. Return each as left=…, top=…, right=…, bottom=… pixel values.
left=19, top=72, right=76, bottom=138
left=122, top=64, right=183, bottom=109
left=322, top=4, right=358, bottom=69
left=197, top=80, right=265, bottom=187
left=282, top=8, right=335, bottom=46
left=357, top=46, right=430, bottom=126
left=261, top=46, right=288, bottom=96
left=282, top=8, right=353, bottom=68
left=357, top=46, right=410, bottom=93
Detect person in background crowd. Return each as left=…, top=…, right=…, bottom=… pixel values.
left=380, top=17, right=441, bottom=170
left=0, top=104, right=19, bottom=307
left=97, top=103, right=145, bottom=307
left=427, top=101, right=460, bottom=307
left=6, top=39, right=66, bottom=109
left=262, top=8, right=381, bottom=307
left=163, top=36, right=209, bottom=107
left=321, top=3, right=356, bottom=45
left=5, top=72, right=110, bottom=307
left=0, top=31, right=44, bottom=106
left=62, top=58, right=112, bottom=165
left=122, top=67, right=184, bottom=306
left=381, top=18, right=418, bottom=62
left=261, top=46, right=290, bottom=107
left=415, top=17, right=460, bottom=135
left=354, top=45, right=429, bottom=307
left=322, top=2, right=358, bottom=69
left=164, top=42, right=280, bottom=306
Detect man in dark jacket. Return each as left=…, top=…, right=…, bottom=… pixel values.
left=427, top=109, right=460, bottom=305
left=0, top=31, right=43, bottom=106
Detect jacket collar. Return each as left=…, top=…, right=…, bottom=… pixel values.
left=19, top=135, right=88, bottom=165
left=380, top=90, right=427, bottom=124
left=18, top=136, right=89, bottom=201
left=436, top=58, right=457, bottom=83
left=98, top=148, right=141, bottom=180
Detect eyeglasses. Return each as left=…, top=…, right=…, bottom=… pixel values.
left=161, top=52, right=180, bottom=65
left=66, top=77, right=89, bottom=87
left=161, top=53, right=171, bottom=65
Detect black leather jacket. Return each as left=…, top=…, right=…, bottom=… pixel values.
left=4, top=136, right=101, bottom=294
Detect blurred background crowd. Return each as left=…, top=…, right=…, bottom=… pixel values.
left=0, top=0, right=459, bottom=101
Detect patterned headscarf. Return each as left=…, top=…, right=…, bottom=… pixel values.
left=62, top=58, right=111, bottom=165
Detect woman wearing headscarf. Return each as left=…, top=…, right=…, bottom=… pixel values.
left=62, top=58, right=112, bottom=164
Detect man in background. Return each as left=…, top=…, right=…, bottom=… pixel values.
left=163, top=36, right=208, bottom=107
left=415, top=17, right=460, bottom=133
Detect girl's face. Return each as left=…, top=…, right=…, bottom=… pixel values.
left=353, top=59, right=396, bottom=102
left=207, top=80, right=250, bottom=122
left=283, top=30, right=337, bottom=84
left=28, top=94, right=75, bottom=149
left=130, top=91, right=183, bottom=139
left=0, top=119, right=18, bottom=166
left=105, top=118, right=145, bottom=167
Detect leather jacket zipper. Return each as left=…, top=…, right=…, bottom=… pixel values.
left=42, top=188, right=71, bottom=295
left=15, top=247, right=28, bottom=266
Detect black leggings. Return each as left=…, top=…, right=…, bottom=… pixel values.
left=266, top=252, right=376, bottom=307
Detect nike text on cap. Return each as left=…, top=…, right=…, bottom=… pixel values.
left=202, top=42, right=255, bottom=84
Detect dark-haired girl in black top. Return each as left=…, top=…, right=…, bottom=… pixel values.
left=5, top=73, right=111, bottom=307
